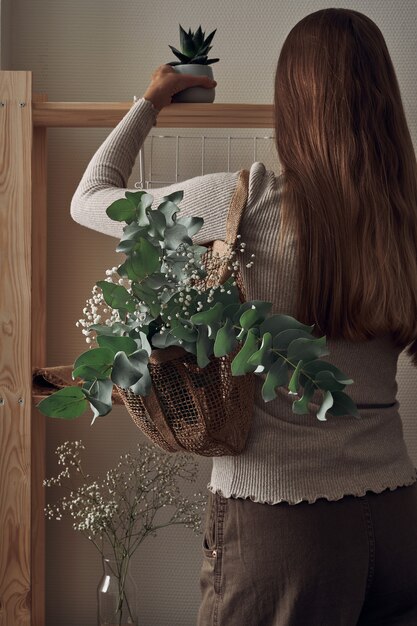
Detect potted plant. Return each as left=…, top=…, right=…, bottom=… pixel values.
left=35, top=188, right=360, bottom=426
left=167, top=24, right=219, bottom=103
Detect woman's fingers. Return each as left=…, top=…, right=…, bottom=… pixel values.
left=178, top=74, right=217, bottom=89
left=143, top=65, right=217, bottom=111
left=154, top=64, right=216, bottom=88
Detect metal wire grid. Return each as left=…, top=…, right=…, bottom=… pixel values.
left=134, top=133, right=275, bottom=189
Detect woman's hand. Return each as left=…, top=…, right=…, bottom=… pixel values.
left=143, top=64, right=217, bottom=112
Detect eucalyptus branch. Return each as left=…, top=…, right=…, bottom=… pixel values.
left=36, top=187, right=360, bottom=423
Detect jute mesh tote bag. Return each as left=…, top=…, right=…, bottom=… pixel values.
left=116, top=169, right=255, bottom=456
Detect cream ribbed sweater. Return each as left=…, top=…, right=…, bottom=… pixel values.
left=70, top=97, right=417, bottom=505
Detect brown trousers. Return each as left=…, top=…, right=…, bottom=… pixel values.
left=197, top=481, right=417, bottom=626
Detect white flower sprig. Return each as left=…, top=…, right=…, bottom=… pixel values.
left=75, top=231, right=255, bottom=345
left=75, top=268, right=132, bottom=344
left=44, top=441, right=207, bottom=560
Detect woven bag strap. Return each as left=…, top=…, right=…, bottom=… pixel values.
left=224, top=169, right=250, bottom=245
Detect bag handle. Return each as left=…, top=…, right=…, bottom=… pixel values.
left=224, top=169, right=250, bottom=245
left=204, top=168, right=250, bottom=289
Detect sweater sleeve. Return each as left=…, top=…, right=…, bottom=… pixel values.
left=70, top=96, right=268, bottom=244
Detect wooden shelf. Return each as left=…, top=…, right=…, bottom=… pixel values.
left=0, top=71, right=275, bottom=625
left=32, top=100, right=274, bottom=128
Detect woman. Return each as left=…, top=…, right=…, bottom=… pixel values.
left=70, top=8, right=417, bottom=625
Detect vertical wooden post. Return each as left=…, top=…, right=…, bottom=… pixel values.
left=0, top=71, right=33, bottom=626
left=31, top=91, right=47, bottom=626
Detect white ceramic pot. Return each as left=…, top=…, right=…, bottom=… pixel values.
left=171, top=64, right=216, bottom=103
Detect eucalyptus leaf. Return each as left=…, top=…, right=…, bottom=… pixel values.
left=124, top=190, right=149, bottom=207
left=213, top=317, right=238, bottom=357
left=302, top=359, right=354, bottom=386
left=314, top=370, right=346, bottom=392
left=71, top=364, right=110, bottom=381
left=196, top=324, right=213, bottom=368
left=190, top=302, right=224, bottom=332
left=96, top=281, right=137, bottom=314
left=273, top=328, right=315, bottom=352
left=129, top=365, right=152, bottom=396
left=87, top=323, right=115, bottom=337
left=160, top=294, right=181, bottom=321
left=96, top=335, right=138, bottom=358
left=111, top=351, right=143, bottom=388
left=247, top=332, right=273, bottom=367
left=158, top=200, right=181, bottom=227
left=233, top=301, right=261, bottom=324
left=261, top=357, right=288, bottom=402
left=165, top=260, right=188, bottom=281
left=170, top=319, right=198, bottom=342
left=147, top=209, right=167, bottom=239
left=145, top=272, right=172, bottom=289
left=151, top=328, right=182, bottom=348
left=132, top=193, right=153, bottom=227
left=316, top=390, right=334, bottom=421
left=239, top=301, right=273, bottom=330
left=260, top=314, right=315, bottom=337
left=192, top=244, right=208, bottom=259
left=130, top=238, right=160, bottom=279
left=288, top=359, right=304, bottom=394
left=162, top=190, right=184, bottom=205
left=287, top=335, right=329, bottom=363
left=325, top=390, right=361, bottom=419
left=87, top=321, right=132, bottom=337
left=180, top=340, right=198, bottom=356
left=176, top=216, right=204, bottom=237
left=159, top=289, right=177, bottom=305
left=236, top=327, right=248, bottom=342
left=82, top=378, right=114, bottom=423
left=231, top=328, right=259, bottom=376
left=117, top=257, right=138, bottom=281
left=35, top=386, right=88, bottom=419
left=131, top=282, right=161, bottom=317
left=73, top=347, right=114, bottom=377
left=292, top=379, right=316, bottom=414
left=106, top=198, right=136, bottom=223
left=222, top=301, right=241, bottom=322
left=138, top=331, right=152, bottom=356
left=111, top=349, right=150, bottom=388
left=164, top=223, right=193, bottom=250
left=115, top=239, right=137, bottom=254
left=88, top=397, right=113, bottom=423
left=131, top=281, right=157, bottom=300
left=120, top=222, right=145, bottom=240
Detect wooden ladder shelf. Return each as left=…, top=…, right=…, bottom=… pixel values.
left=0, top=69, right=273, bottom=625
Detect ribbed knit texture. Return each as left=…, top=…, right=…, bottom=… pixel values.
left=70, top=97, right=417, bottom=505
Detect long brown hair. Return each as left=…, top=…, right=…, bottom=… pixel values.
left=274, top=7, right=417, bottom=365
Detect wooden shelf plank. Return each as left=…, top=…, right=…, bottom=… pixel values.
left=31, top=91, right=48, bottom=626
left=32, top=100, right=274, bottom=128
left=0, top=68, right=32, bottom=626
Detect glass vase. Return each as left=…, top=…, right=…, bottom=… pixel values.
left=97, top=555, right=138, bottom=626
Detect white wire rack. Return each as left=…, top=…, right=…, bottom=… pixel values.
left=135, top=133, right=275, bottom=188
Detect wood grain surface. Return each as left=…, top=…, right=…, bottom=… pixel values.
left=30, top=90, right=47, bottom=626
left=32, top=100, right=274, bottom=128
left=0, top=70, right=32, bottom=626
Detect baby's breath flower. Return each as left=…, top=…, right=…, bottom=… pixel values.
left=44, top=439, right=206, bottom=573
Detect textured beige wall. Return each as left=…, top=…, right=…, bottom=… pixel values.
left=3, top=0, right=417, bottom=624
left=0, top=0, right=12, bottom=69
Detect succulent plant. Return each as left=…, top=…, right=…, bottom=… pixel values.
left=167, top=24, right=219, bottom=66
